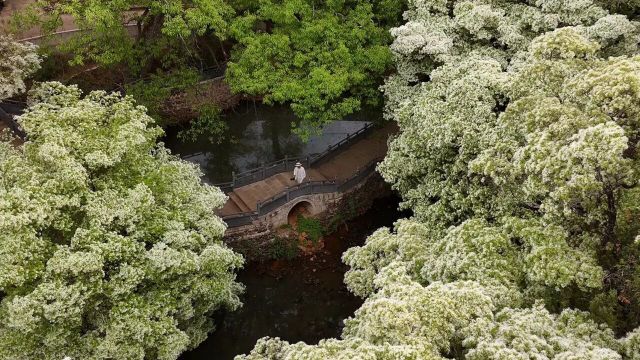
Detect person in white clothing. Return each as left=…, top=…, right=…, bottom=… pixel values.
left=293, top=162, right=306, bottom=184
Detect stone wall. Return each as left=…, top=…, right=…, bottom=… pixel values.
left=223, top=172, right=391, bottom=260
left=321, top=172, right=392, bottom=233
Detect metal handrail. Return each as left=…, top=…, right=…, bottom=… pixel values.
left=18, top=23, right=140, bottom=43
left=16, top=6, right=149, bottom=43
left=212, top=122, right=375, bottom=191
left=221, top=157, right=382, bottom=227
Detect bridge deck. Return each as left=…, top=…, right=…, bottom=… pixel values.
left=218, top=124, right=396, bottom=217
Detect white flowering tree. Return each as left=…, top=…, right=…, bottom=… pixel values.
left=238, top=1, right=640, bottom=359
left=0, top=36, right=41, bottom=100
left=380, top=0, right=640, bottom=227
left=238, top=266, right=624, bottom=359
left=0, top=83, right=243, bottom=360
left=379, top=1, right=640, bottom=317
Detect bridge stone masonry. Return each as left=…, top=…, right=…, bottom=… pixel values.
left=215, top=123, right=397, bottom=242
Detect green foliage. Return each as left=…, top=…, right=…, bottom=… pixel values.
left=178, top=104, right=229, bottom=143
left=228, top=236, right=299, bottom=261
left=226, top=0, right=403, bottom=139
left=266, top=236, right=300, bottom=260
left=296, top=215, right=323, bottom=243
left=10, top=0, right=404, bottom=139
left=0, top=83, right=243, bottom=360
left=125, top=67, right=201, bottom=124
left=12, top=0, right=234, bottom=71
left=326, top=197, right=360, bottom=233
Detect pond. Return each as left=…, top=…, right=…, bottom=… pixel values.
left=179, top=195, right=408, bottom=360
left=164, top=102, right=383, bottom=184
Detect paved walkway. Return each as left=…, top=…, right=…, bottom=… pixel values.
left=218, top=124, right=396, bottom=217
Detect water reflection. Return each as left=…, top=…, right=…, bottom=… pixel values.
left=164, top=102, right=381, bottom=184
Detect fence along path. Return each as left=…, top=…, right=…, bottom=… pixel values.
left=210, top=122, right=376, bottom=192
left=217, top=124, right=396, bottom=227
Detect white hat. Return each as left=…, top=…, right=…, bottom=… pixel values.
left=295, top=162, right=302, bottom=167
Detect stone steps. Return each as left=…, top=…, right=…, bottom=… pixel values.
left=219, top=198, right=242, bottom=215
left=235, top=186, right=261, bottom=211
left=228, top=192, right=251, bottom=212
left=265, top=173, right=291, bottom=189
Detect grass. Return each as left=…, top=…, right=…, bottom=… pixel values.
left=296, top=215, right=324, bottom=243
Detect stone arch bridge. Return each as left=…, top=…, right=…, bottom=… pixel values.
left=214, top=123, right=395, bottom=231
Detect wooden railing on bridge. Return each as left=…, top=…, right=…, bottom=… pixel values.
left=206, top=121, right=376, bottom=193
left=222, top=157, right=382, bottom=228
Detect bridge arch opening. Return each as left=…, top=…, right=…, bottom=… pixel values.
left=287, top=201, right=314, bottom=227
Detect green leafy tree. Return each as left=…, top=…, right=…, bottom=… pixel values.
left=13, top=0, right=404, bottom=137
left=0, top=82, right=243, bottom=360
left=13, top=0, right=234, bottom=71
left=225, top=0, right=403, bottom=139
left=125, top=67, right=201, bottom=124
left=178, top=103, right=228, bottom=143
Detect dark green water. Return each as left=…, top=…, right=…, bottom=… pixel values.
left=179, top=196, right=406, bottom=360
left=164, top=102, right=382, bottom=184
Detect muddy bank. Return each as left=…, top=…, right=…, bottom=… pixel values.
left=179, top=195, right=410, bottom=360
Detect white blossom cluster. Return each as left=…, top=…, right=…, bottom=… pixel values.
left=388, top=0, right=637, bottom=81
left=0, top=83, right=243, bottom=359
left=239, top=0, right=640, bottom=359
left=0, top=36, right=41, bottom=100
